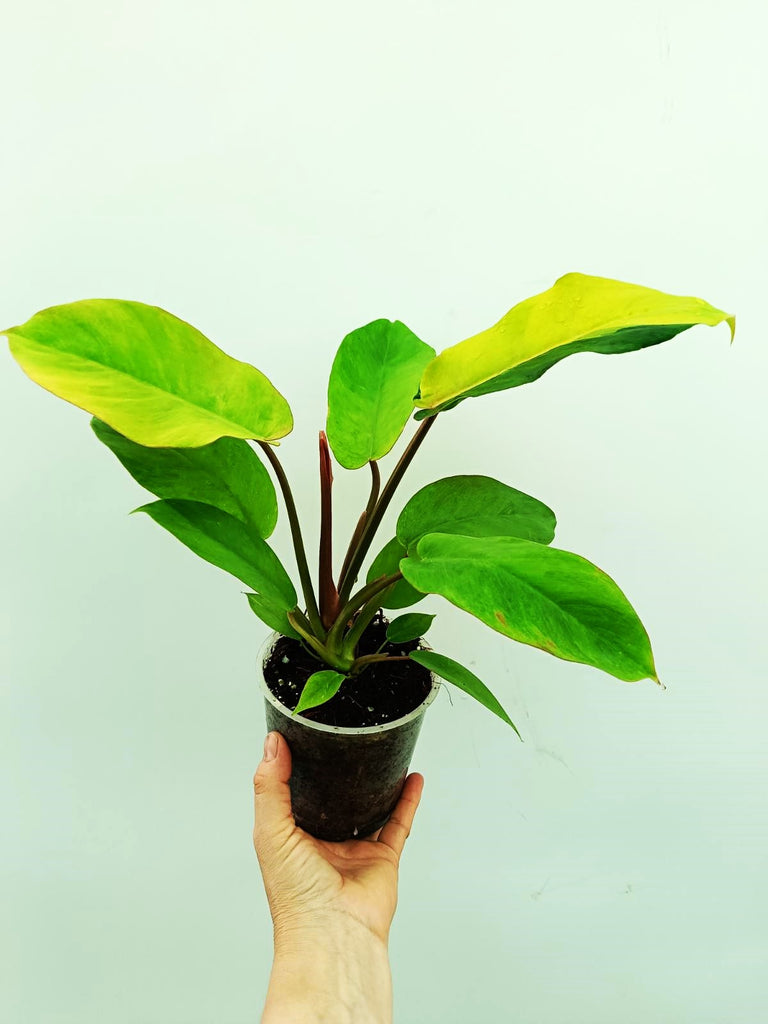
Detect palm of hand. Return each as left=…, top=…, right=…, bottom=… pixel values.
left=253, top=735, right=424, bottom=946
left=288, top=826, right=401, bottom=941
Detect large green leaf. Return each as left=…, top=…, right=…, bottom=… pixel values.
left=401, top=533, right=658, bottom=683
left=134, top=499, right=296, bottom=610
left=5, top=299, right=293, bottom=446
left=414, top=273, right=735, bottom=416
left=397, top=475, right=556, bottom=551
left=92, top=419, right=278, bottom=538
left=367, top=537, right=427, bottom=610
left=409, top=650, right=520, bottom=736
left=326, top=319, right=435, bottom=469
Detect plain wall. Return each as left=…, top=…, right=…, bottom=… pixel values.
left=1, top=2, right=765, bottom=1021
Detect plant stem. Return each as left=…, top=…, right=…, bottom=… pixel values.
left=337, top=416, right=436, bottom=604
left=286, top=611, right=351, bottom=671
left=341, top=592, right=387, bottom=662
left=258, top=442, right=325, bottom=639
left=337, top=508, right=367, bottom=592
left=325, top=572, right=402, bottom=653
left=289, top=607, right=313, bottom=636
left=367, top=459, right=381, bottom=513
left=318, top=431, right=339, bottom=629
left=337, top=461, right=380, bottom=588
left=286, top=611, right=327, bottom=658
left=349, top=653, right=411, bottom=673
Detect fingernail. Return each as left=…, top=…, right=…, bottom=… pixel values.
left=263, top=732, right=278, bottom=762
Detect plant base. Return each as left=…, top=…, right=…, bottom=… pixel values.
left=258, top=626, right=440, bottom=841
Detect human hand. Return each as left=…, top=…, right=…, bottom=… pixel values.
left=252, top=730, right=425, bottom=947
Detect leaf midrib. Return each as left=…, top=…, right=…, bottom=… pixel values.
left=12, top=331, right=277, bottom=437
left=426, top=320, right=644, bottom=409
left=367, top=327, right=395, bottom=460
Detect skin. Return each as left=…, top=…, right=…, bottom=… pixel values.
left=253, top=731, right=425, bottom=1024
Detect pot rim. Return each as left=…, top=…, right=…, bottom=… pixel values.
left=257, top=630, right=441, bottom=736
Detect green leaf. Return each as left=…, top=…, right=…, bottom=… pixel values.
left=293, top=670, right=346, bottom=716
left=409, top=650, right=520, bottom=736
left=386, top=613, right=436, bottom=644
left=397, top=475, right=556, bottom=552
left=414, top=273, right=735, bottom=416
left=134, top=499, right=296, bottom=610
left=92, top=418, right=278, bottom=538
left=401, top=534, right=658, bottom=683
left=5, top=299, right=293, bottom=446
left=367, top=537, right=427, bottom=610
left=327, top=319, right=435, bottom=469
left=245, top=593, right=301, bottom=640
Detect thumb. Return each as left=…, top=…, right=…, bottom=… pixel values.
left=253, top=732, right=295, bottom=853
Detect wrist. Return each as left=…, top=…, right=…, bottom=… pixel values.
left=262, top=914, right=392, bottom=1024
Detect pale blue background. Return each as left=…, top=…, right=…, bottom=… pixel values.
left=1, top=2, right=765, bottom=1021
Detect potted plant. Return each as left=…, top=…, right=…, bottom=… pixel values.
left=4, top=272, right=734, bottom=840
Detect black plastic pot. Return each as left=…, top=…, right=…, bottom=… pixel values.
left=258, top=632, right=441, bottom=841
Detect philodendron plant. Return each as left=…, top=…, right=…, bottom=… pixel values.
left=5, top=273, right=734, bottom=733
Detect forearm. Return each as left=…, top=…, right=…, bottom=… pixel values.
left=261, top=915, right=393, bottom=1024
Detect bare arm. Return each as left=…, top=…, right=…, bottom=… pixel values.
left=253, top=731, right=424, bottom=1024
left=262, top=913, right=392, bottom=1023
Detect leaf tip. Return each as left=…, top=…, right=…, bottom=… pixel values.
left=129, top=502, right=154, bottom=517
left=726, top=314, right=736, bottom=344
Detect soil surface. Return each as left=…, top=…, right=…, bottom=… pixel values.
left=263, top=610, right=433, bottom=727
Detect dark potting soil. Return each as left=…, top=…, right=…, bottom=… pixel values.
left=263, top=610, right=433, bottom=727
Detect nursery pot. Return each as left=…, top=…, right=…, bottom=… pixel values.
left=258, top=632, right=441, bottom=842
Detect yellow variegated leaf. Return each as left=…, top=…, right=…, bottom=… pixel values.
left=415, top=273, right=735, bottom=415
left=5, top=299, right=293, bottom=446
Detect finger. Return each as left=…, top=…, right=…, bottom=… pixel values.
left=252, top=732, right=294, bottom=854
left=377, top=773, right=424, bottom=859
